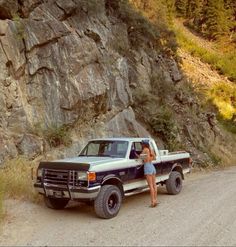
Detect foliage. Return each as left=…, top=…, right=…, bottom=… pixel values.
left=0, top=175, right=5, bottom=222
left=106, top=0, right=177, bottom=54
left=175, top=0, right=187, bottom=16
left=217, top=116, right=236, bottom=134
left=149, top=106, right=180, bottom=150
left=175, top=27, right=236, bottom=81
left=204, top=0, right=232, bottom=40
left=12, top=14, right=25, bottom=40
left=132, top=86, right=182, bottom=151
left=207, top=82, right=236, bottom=120
left=43, top=125, right=72, bottom=148
left=31, top=123, right=72, bottom=148
left=207, top=150, right=222, bottom=166
left=174, top=0, right=235, bottom=41
left=0, top=158, right=39, bottom=203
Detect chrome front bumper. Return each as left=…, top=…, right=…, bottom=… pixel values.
left=34, top=183, right=101, bottom=200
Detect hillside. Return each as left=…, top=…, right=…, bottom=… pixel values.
left=0, top=0, right=235, bottom=168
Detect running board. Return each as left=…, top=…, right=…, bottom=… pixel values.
left=125, top=187, right=149, bottom=197
left=124, top=184, right=161, bottom=197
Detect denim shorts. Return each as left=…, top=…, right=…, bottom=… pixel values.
left=144, top=162, right=156, bottom=175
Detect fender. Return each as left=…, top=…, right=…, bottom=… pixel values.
left=102, top=174, right=123, bottom=185
left=101, top=174, right=124, bottom=197
left=171, top=163, right=184, bottom=179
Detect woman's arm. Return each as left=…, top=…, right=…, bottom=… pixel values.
left=140, top=148, right=149, bottom=163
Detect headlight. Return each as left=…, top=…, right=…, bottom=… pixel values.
left=37, top=168, right=43, bottom=177
left=77, top=171, right=87, bottom=181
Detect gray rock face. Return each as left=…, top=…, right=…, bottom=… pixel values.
left=0, top=0, right=149, bottom=162
left=106, top=107, right=150, bottom=137
left=16, top=134, right=44, bottom=159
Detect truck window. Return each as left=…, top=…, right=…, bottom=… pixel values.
left=79, top=141, right=128, bottom=158
left=129, top=142, right=142, bottom=159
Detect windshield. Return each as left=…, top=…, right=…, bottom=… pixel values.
left=79, top=140, right=128, bottom=158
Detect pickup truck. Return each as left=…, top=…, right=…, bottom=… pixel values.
left=34, top=138, right=191, bottom=219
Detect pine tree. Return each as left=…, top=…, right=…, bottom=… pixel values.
left=165, top=0, right=176, bottom=24
left=205, top=0, right=231, bottom=39
left=186, top=0, right=197, bottom=18
left=175, top=0, right=187, bottom=17
left=192, top=0, right=204, bottom=30
left=224, top=0, right=236, bottom=33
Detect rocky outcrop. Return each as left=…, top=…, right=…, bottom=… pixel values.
left=0, top=0, right=235, bottom=165
left=0, top=0, right=148, bottom=162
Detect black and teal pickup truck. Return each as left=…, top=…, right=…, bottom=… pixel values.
left=34, top=137, right=191, bottom=219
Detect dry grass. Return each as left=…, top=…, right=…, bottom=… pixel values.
left=0, top=157, right=41, bottom=226
left=0, top=157, right=40, bottom=203
left=0, top=176, right=5, bottom=223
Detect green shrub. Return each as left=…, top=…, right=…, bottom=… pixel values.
left=207, top=82, right=236, bottom=120
left=12, top=14, right=25, bottom=40
left=207, top=151, right=222, bottom=166
left=43, top=125, right=72, bottom=148
left=149, top=106, right=181, bottom=150
left=217, top=116, right=236, bottom=134
left=31, top=123, right=72, bottom=148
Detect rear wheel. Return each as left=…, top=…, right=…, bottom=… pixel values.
left=166, top=171, right=182, bottom=195
left=44, top=196, right=69, bottom=210
left=94, top=185, right=122, bottom=219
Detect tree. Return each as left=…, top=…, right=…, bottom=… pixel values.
left=224, top=0, right=236, bottom=33
left=192, top=0, right=204, bottom=29
left=165, top=0, right=176, bottom=24
left=175, top=0, right=187, bottom=17
left=205, top=0, right=231, bottom=39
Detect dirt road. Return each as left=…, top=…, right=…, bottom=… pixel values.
left=0, top=166, right=236, bottom=246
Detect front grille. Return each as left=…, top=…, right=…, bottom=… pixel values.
left=43, top=169, right=77, bottom=187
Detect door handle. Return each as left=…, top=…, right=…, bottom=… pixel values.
left=136, top=164, right=143, bottom=169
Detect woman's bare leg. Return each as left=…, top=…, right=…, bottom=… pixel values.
left=146, top=175, right=155, bottom=205
left=152, top=175, right=157, bottom=204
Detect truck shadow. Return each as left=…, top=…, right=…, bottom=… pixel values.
left=60, top=186, right=169, bottom=219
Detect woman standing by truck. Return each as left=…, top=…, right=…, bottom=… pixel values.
left=140, top=140, right=158, bottom=207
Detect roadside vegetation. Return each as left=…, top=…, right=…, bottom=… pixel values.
left=0, top=176, right=5, bottom=222
left=174, top=26, right=236, bottom=81
left=0, top=157, right=39, bottom=203
left=132, top=86, right=183, bottom=151
left=207, top=82, right=236, bottom=120
left=175, top=27, right=236, bottom=133
left=31, top=123, right=72, bottom=148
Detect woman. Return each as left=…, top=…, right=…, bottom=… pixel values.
left=140, top=139, right=158, bottom=207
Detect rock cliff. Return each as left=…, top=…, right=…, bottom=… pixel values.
left=0, top=0, right=235, bottom=165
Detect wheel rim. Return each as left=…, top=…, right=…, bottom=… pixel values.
left=107, top=193, right=118, bottom=211
left=175, top=177, right=181, bottom=190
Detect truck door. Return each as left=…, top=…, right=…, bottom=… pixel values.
left=128, top=142, right=144, bottom=180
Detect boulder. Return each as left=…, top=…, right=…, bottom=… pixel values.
left=106, top=107, right=150, bottom=137
left=16, top=134, right=44, bottom=159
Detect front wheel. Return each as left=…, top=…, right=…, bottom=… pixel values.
left=44, top=196, right=69, bottom=210
left=166, top=171, right=183, bottom=195
left=94, top=185, right=122, bottom=219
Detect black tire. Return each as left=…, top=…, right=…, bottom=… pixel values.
left=94, top=185, right=122, bottom=219
left=44, top=196, right=69, bottom=210
left=166, top=171, right=183, bottom=195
